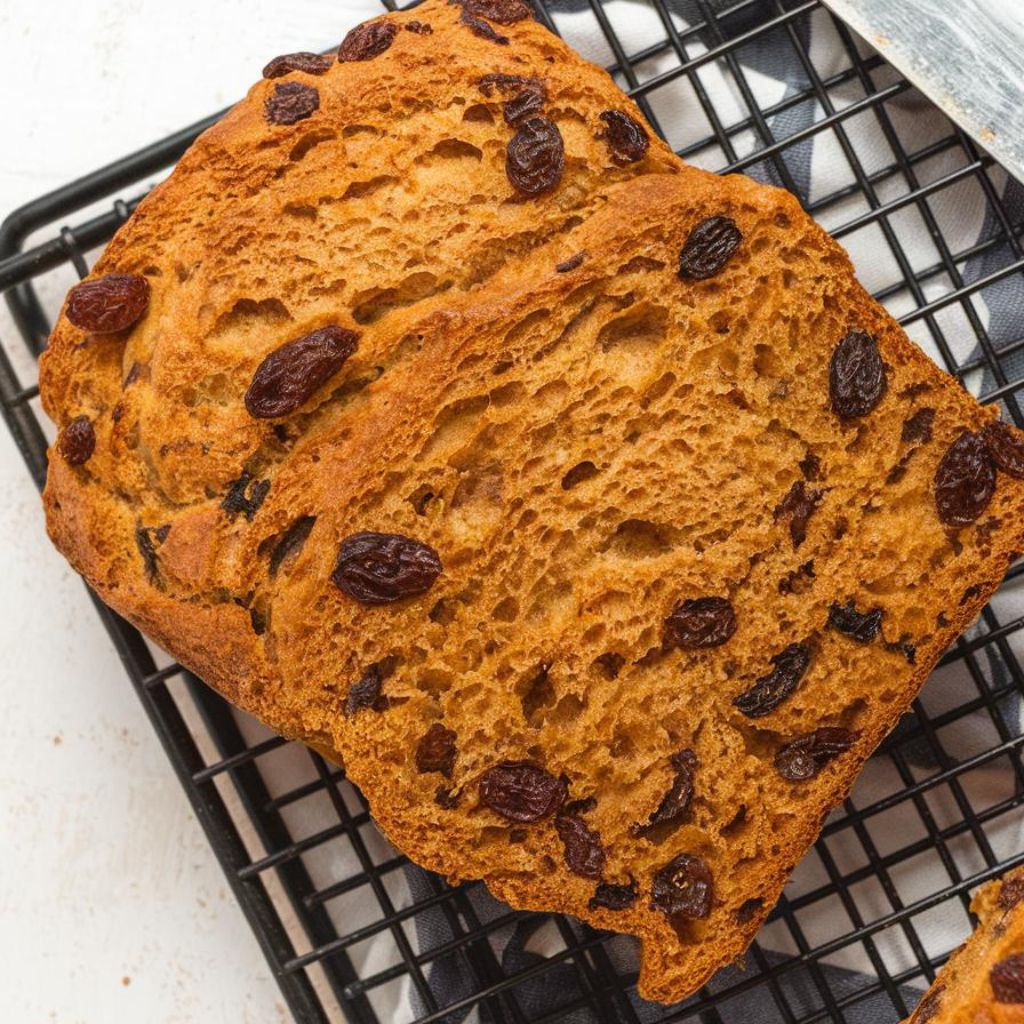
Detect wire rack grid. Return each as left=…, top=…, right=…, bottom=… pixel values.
left=2, top=0, right=1024, bottom=1021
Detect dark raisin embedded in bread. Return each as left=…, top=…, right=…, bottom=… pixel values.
left=934, top=431, right=996, bottom=526
left=58, top=415, right=96, bottom=466
left=650, top=854, right=714, bottom=919
left=829, top=329, right=887, bottom=420
left=331, top=532, right=443, bottom=605
left=983, top=420, right=1024, bottom=479
left=415, top=722, right=458, bottom=776
left=590, top=880, right=638, bottom=911
left=479, top=762, right=567, bottom=822
left=555, top=812, right=606, bottom=878
left=631, top=750, right=697, bottom=836
left=599, top=109, right=650, bottom=165
left=65, top=274, right=149, bottom=333
left=244, top=326, right=359, bottom=419
left=338, top=20, right=399, bottom=62
left=262, top=52, right=333, bottom=78
left=827, top=601, right=883, bottom=643
left=990, top=954, right=1024, bottom=1004
left=264, top=81, right=320, bottom=125
left=506, top=117, right=564, bottom=195
left=664, top=597, right=736, bottom=649
left=774, top=728, right=858, bottom=781
left=677, top=215, right=742, bottom=279
left=733, top=643, right=813, bottom=718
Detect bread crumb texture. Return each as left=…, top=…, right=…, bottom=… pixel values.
left=905, top=866, right=1024, bottom=1022
left=38, top=0, right=1024, bottom=1005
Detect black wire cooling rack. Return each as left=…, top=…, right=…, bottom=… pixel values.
left=3, top=1, right=1024, bottom=1021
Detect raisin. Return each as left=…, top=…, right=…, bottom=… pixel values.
left=913, top=985, right=944, bottom=1023
left=556, top=252, right=585, bottom=273
left=778, top=560, right=815, bottom=596
left=935, top=431, right=996, bottom=526
left=827, top=601, right=883, bottom=643
left=249, top=606, right=267, bottom=635
left=245, top=325, right=359, bottom=418
left=885, top=451, right=914, bottom=485
left=902, top=407, right=935, bottom=444
left=506, top=117, right=564, bottom=196
left=221, top=472, right=271, bottom=521
left=269, top=516, right=316, bottom=575
left=435, top=787, right=460, bottom=809
left=332, top=532, right=442, bottom=604
left=884, top=639, right=917, bottom=664
left=677, top=216, right=742, bottom=280
left=135, top=527, right=160, bottom=581
left=563, top=796, right=597, bottom=816
left=264, top=81, right=320, bottom=125
left=632, top=749, right=697, bottom=836
left=404, top=20, right=433, bottom=34
left=589, top=880, right=638, bottom=911
left=775, top=727, right=858, bottom=781
left=990, top=953, right=1024, bottom=1003
left=462, top=0, right=533, bottom=22
left=733, top=642, right=812, bottom=718
left=338, top=21, right=399, bottom=61
left=153, top=524, right=171, bottom=543
left=262, top=52, right=333, bottom=78
left=415, top=723, right=457, bottom=777
left=664, top=597, right=736, bottom=650
left=598, top=110, right=649, bottom=165
left=66, top=274, right=150, bottom=333
left=999, top=875, right=1024, bottom=911
left=478, top=73, right=543, bottom=97
left=799, top=452, right=821, bottom=481
left=459, top=10, right=509, bottom=43
left=983, top=420, right=1024, bottom=479
left=479, top=761, right=566, bottom=822
left=555, top=813, right=605, bottom=879
left=736, top=897, right=764, bottom=924
left=58, top=415, right=96, bottom=465
left=345, top=664, right=388, bottom=715
left=774, top=480, right=822, bottom=548
left=650, top=853, right=713, bottom=919
left=829, top=329, right=887, bottom=420
left=503, top=87, right=544, bottom=126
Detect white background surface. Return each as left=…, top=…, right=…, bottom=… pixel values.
left=0, top=2, right=376, bottom=1021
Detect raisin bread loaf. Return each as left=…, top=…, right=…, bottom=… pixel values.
left=39, top=0, right=1024, bottom=1006
left=907, top=867, right=1024, bottom=1022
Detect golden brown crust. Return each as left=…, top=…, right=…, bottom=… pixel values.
left=38, top=0, right=1024, bottom=1006
left=906, top=867, right=1024, bottom=1023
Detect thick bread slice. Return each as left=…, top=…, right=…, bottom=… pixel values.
left=42, top=165, right=1024, bottom=1003
left=906, top=867, right=1024, bottom=1022
left=38, top=1, right=1024, bottom=1009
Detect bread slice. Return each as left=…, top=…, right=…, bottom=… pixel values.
left=906, top=867, right=1024, bottom=1022
left=38, top=0, right=1024, bottom=1007
left=39, top=0, right=679, bottom=483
